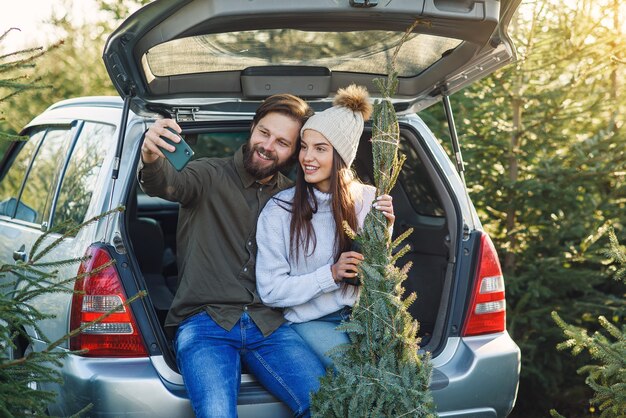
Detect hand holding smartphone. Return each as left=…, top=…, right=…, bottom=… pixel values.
left=342, top=241, right=362, bottom=286
left=160, top=127, right=194, bottom=171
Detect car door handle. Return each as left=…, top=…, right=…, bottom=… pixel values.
left=13, top=245, right=27, bottom=262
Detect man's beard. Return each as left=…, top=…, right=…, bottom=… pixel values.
left=243, top=143, right=294, bottom=180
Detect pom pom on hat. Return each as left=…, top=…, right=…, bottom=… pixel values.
left=333, top=84, right=373, bottom=121
left=301, top=84, right=372, bottom=167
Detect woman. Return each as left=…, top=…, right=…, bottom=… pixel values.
left=255, top=85, right=394, bottom=368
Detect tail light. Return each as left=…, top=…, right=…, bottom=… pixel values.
left=462, top=233, right=507, bottom=337
left=70, top=245, right=147, bottom=357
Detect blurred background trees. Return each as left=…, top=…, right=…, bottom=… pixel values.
left=423, top=0, right=625, bottom=415
left=0, top=0, right=149, bottom=149
left=1, top=0, right=625, bottom=416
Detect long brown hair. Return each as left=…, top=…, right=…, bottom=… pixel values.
left=289, top=149, right=358, bottom=262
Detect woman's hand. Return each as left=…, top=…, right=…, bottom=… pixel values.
left=331, top=251, right=364, bottom=283
left=373, top=194, right=395, bottom=224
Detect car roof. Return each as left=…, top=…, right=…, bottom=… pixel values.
left=103, top=0, right=521, bottom=117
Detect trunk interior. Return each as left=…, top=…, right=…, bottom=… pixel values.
left=125, top=121, right=456, bottom=370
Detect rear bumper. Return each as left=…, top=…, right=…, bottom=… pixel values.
left=44, top=332, right=519, bottom=417
left=47, top=354, right=289, bottom=418
left=48, top=355, right=193, bottom=417
left=432, top=332, right=521, bottom=417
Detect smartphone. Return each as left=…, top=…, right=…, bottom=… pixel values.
left=342, top=241, right=362, bottom=286
left=160, top=127, right=194, bottom=171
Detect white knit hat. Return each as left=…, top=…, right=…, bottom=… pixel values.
left=301, top=85, right=373, bottom=167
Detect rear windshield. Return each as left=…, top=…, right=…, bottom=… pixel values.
left=146, top=30, right=462, bottom=78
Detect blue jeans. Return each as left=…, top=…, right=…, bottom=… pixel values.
left=174, top=311, right=325, bottom=418
left=291, top=308, right=351, bottom=369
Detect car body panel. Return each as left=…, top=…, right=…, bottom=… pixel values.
left=0, top=97, right=520, bottom=416
left=432, top=334, right=520, bottom=417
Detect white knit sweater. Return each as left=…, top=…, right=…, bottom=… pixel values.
left=256, top=183, right=376, bottom=323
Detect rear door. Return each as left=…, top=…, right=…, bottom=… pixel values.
left=0, top=120, right=118, bottom=343
left=0, top=125, right=78, bottom=337
left=103, top=0, right=521, bottom=117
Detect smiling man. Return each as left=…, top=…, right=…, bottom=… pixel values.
left=138, top=94, right=325, bottom=418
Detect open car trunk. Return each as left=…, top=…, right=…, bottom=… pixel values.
left=124, top=118, right=457, bottom=374
left=107, top=1, right=520, bottom=407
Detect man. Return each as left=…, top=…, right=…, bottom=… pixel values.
left=138, top=94, right=325, bottom=418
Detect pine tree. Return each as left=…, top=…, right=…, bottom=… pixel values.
left=550, top=228, right=626, bottom=418
left=0, top=28, right=57, bottom=147
left=311, top=23, right=437, bottom=418
left=0, top=208, right=143, bottom=417
left=0, top=30, right=142, bottom=416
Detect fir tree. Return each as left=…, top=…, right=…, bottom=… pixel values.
left=550, top=228, right=626, bottom=418
left=0, top=28, right=59, bottom=143
left=311, top=22, right=437, bottom=418
left=0, top=30, right=143, bottom=416
left=0, top=207, right=144, bottom=417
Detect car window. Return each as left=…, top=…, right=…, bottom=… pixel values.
left=0, top=129, right=46, bottom=220
left=398, top=138, right=445, bottom=217
left=53, top=122, right=116, bottom=234
left=184, top=131, right=249, bottom=160
left=18, top=127, right=75, bottom=224
left=187, top=130, right=299, bottom=179
left=147, top=30, right=462, bottom=78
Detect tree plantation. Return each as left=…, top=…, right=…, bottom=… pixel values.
left=1, top=0, right=625, bottom=416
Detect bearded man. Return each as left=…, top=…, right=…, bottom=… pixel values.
left=138, top=94, right=324, bottom=418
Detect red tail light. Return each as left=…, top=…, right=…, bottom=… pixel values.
left=462, top=233, right=507, bottom=337
left=70, top=245, right=147, bottom=357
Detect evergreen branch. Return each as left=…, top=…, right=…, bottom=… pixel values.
left=354, top=298, right=396, bottom=335
left=0, top=45, right=44, bottom=63
left=390, top=228, right=413, bottom=250
left=0, top=39, right=63, bottom=65
left=0, top=27, right=21, bottom=44
left=26, top=255, right=90, bottom=269
left=0, top=82, right=50, bottom=104
left=399, top=261, right=413, bottom=277
left=388, top=153, right=407, bottom=192
left=5, top=271, right=79, bottom=301
left=30, top=206, right=124, bottom=262
left=390, top=244, right=412, bottom=266
left=342, top=220, right=357, bottom=241
left=0, top=75, right=41, bottom=88
left=402, top=292, right=417, bottom=309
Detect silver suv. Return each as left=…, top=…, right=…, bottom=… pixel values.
left=1, top=0, right=521, bottom=416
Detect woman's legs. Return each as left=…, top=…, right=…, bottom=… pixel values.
left=291, top=309, right=351, bottom=369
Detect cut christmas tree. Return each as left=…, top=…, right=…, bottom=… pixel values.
left=311, top=22, right=437, bottom=418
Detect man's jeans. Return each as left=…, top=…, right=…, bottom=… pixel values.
left=174, top=311, right=325, bottom=418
